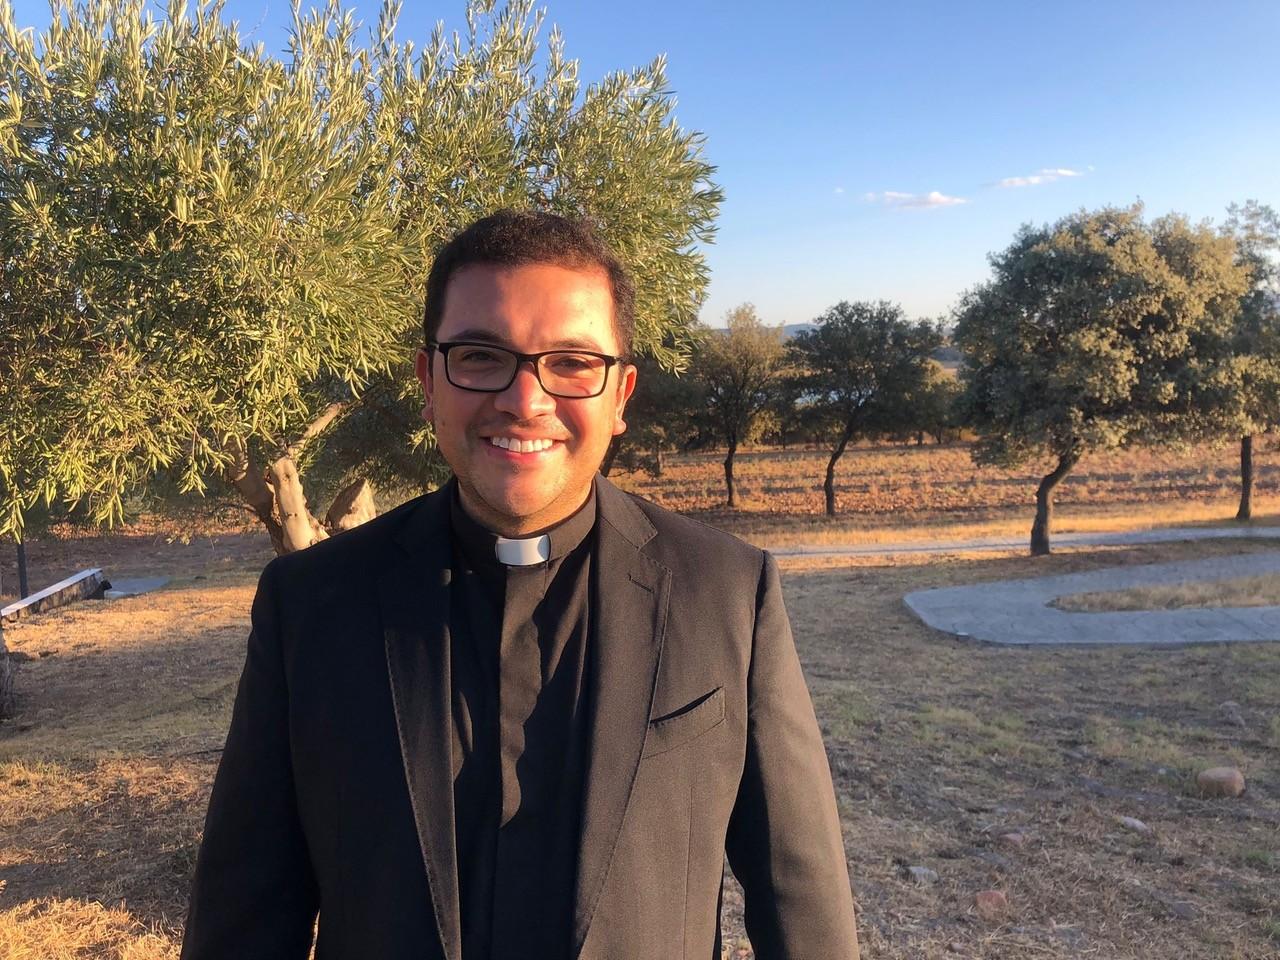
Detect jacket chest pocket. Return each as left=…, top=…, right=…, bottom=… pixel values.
left=642, top=687, right=725, bottom=759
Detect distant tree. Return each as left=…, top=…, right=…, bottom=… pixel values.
left=904, top=363, right=964, bottom=445
left=955, top=205, right=1249, bottom=555
left=1219, top=201, right=1280, bottom=520
left=603, top=352, right=706, bottom=477
left=788, top=301, right=941, bottom=515
left=694, top=304, right=786, bottom=507
left=0, top=0, right=722, bottom=551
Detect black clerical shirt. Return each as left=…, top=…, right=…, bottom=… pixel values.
left=447, top=483, right=597, bottom=960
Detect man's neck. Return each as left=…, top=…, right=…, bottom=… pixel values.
left=455, top=482, right=594, bottom=539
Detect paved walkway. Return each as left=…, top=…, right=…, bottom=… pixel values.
left=904, top=551, right=1280, bottom=647
left=770, top=525, right=1280, bottom=558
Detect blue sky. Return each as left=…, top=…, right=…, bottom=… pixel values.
left=10, top=0, right=1280, bottom=326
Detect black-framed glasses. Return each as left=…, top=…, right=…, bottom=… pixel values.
left=427, top=340, right=625, bottom=399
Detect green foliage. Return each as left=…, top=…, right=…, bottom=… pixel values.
left=693, top=303, right=786, bottom=450
left=901, top=362, right=963, bottom=443
left=1218, top=200, right=1280, bottom=434
left=788, top=300, right=942, bottom=442
left=0, top=0, right=412, bottom=535
left=0, top=0, right=722, bottom=535
left=953, top=204, right=1250, bottom=470
left=319, top=0, right=722, bottom=495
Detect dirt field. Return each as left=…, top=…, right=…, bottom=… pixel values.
left=1, top=441, right=1278, bottom=958
left=611, top=439, right=1279, bottom=547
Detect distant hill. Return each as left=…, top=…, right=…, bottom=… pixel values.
left=781, top=323, right=816, bottom=340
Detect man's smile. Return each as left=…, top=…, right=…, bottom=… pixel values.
left=485, top=435, right=563, bottom=455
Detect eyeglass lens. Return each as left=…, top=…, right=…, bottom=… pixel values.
left=446, top=345, right=609, bottom=397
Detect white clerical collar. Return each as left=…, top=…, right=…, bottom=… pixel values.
left=494, top=534, right=551, bottom=566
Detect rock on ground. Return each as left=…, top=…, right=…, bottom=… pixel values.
left=1196, top=766, right=1246, bottom=798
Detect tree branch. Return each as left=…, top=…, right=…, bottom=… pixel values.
left=285, top=401, right=348, bottom=461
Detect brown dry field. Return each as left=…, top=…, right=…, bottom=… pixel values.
left=612, top=438, right=1280, bottom=546
left=1, top=440, right=1278, bottom=958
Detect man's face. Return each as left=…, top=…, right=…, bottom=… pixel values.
left=415, top=262, right=637, bottom=536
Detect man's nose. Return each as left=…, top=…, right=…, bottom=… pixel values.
left=493, top=360, right=556, bottom=418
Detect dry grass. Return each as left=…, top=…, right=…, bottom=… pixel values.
left=0, top=899, right=177, bottom=960
left=1057, top=573, right=1280, bottom=613
left=1, top=439, right=1278, bottom=957
left=773, top=539, right=1280, bottom=959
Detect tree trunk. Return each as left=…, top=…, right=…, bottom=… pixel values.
left=824, top=422, right=856, bottom=517
left=16, top=538, right=29, bottom=599
left=724, top=439, right=738, bottom=508
left=600, top=436, right=620, bottom=477
left=225, top=440, right=286, bottom=555
left=916, top=431, right=925, bottom=446
left=653, top=442, right=664, bottom=477
left=224, top=402, right=362, bottom=556
left=0, top=565, right=12, bottom=719
left=1030, top=449, right=1081, bottom=556
left=267, top=455, right=329, bottom=553
left=326, top=479, right=377, bottom=533
left=1236, top=435, right=1254, bottom=521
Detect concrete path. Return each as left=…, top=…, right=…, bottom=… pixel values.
left=905, top=551, right=1280, bottom=646
left=770, top=524, right=1280, bottom=559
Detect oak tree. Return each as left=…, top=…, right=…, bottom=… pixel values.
left=1219, top=201, right=1280, bottom=520
left=788, top=301, right=940, bottom=515
left=954, top=205, right=1249, bottom=555
left=694, top=304, right=786, bottom=507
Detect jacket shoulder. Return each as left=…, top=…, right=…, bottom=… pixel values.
left=619, top=489, right=767, bottom=578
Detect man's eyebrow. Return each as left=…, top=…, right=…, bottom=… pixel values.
left=447, top=328, right=506, bottom=344
left=446, top=329, right=607, bottom=352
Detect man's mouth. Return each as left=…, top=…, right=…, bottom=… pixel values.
left=488, top=436, right=557, bottom=453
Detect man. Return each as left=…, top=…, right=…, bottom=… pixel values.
left=182, top=210, right=859, bottom=959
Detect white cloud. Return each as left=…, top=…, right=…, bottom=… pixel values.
left=865, top=189, right=968, bottom=209
left=997, top=167, right=1087, bottom=188
left=834, top=186, right=845, bottom=195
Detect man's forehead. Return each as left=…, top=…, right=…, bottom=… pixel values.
left=438, top=261, right=618, bottom=349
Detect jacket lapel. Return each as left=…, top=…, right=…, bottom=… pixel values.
left=380, top=488, right=462, bottom=960
left=572, top=477, right=671, bottom=957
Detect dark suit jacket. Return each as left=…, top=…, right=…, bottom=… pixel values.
left=181, top=476, right=859, bottom=959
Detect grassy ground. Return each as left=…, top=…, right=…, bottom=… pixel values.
left=1, top=440, right=1278, bottom=958
left=1057, top=573, right=1280, bottom=612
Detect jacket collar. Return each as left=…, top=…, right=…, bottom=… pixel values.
left=379, top=476, right=670, bottom=960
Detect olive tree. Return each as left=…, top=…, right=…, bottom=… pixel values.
left=307, top=0, right=723, bottom=504
left=955, top=205, right=1249, bottom=555
left=788, top=301, right=941, bottom=515
left=1, top=0, right=413, bottom=553
left=0, top=0, right=722, bottom=552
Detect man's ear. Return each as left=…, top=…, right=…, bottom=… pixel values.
left=414, top=347, right=435, bottom=422
left=611, top=362, right=638, bottom=437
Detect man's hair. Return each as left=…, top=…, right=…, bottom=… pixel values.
left=423, top=209, right=636, bottom=357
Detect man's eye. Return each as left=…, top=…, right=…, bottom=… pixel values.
left=456, top=348, right=504, bottom=364
left=546, top=354, right=599, bottom=374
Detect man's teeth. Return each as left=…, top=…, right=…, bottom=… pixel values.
left=490, top=437, right=555, bottom=453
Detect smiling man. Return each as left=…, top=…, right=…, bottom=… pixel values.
left=181, top=211, right=859, bottom=960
